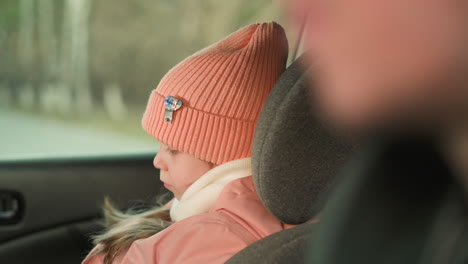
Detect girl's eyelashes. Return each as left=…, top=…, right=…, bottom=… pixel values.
left=166, top=146, right=179, bottom=155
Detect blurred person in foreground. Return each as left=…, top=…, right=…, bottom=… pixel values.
left=288, top=0, right=468, bottom=263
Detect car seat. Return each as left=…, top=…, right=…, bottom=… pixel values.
left=226, top=57, right=355, bottom=263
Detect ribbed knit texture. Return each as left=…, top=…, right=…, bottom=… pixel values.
left=142, top=22, right=288, bottom=164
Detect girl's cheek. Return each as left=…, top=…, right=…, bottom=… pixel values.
left=170, top=164, right=212, bottom=197
left=170, top=168, right=197, bottom=191
left=169, top=170, right=196, bottom=200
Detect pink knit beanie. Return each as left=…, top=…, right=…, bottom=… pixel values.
left=142, top=22, right=288, bottom=164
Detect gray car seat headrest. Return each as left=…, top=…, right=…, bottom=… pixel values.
left=252, top=57, right=354, bottom=224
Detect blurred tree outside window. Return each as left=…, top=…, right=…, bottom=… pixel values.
left=0, top=0, right=291, bottom=159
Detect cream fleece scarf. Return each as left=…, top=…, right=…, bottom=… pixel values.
left=170, top=157, right=252, bottom=222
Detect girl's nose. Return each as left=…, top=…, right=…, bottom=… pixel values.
left=153, top=152, right=168, bottom=171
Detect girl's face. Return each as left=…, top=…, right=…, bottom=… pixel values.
left=291, top=0, right=468, bottom=129
left=154, top=144, right=214, bottom=200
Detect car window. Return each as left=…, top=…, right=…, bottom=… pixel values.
left=0, top=0, right=293, bottom=160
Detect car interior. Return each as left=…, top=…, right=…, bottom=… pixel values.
left=0, top=53, right=354, bottom=264
left=0, top=2, right=354, bottom=264
left=0, top=154, right=164, bottom=263
left=4, top=1, right=468, bottom=264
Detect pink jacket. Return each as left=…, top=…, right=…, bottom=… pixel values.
left=82, top=176, right=285, bottom=264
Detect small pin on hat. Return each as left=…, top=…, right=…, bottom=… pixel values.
left=164, top=96, right=183, bottom=123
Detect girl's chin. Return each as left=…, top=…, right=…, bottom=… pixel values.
left=163, top=184, right=182, bottom=200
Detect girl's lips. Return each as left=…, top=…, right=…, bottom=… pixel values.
left=163, top=182, right=172, bottom=189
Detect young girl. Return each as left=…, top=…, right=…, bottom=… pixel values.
left=83, top=22, right=289, bottom=264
